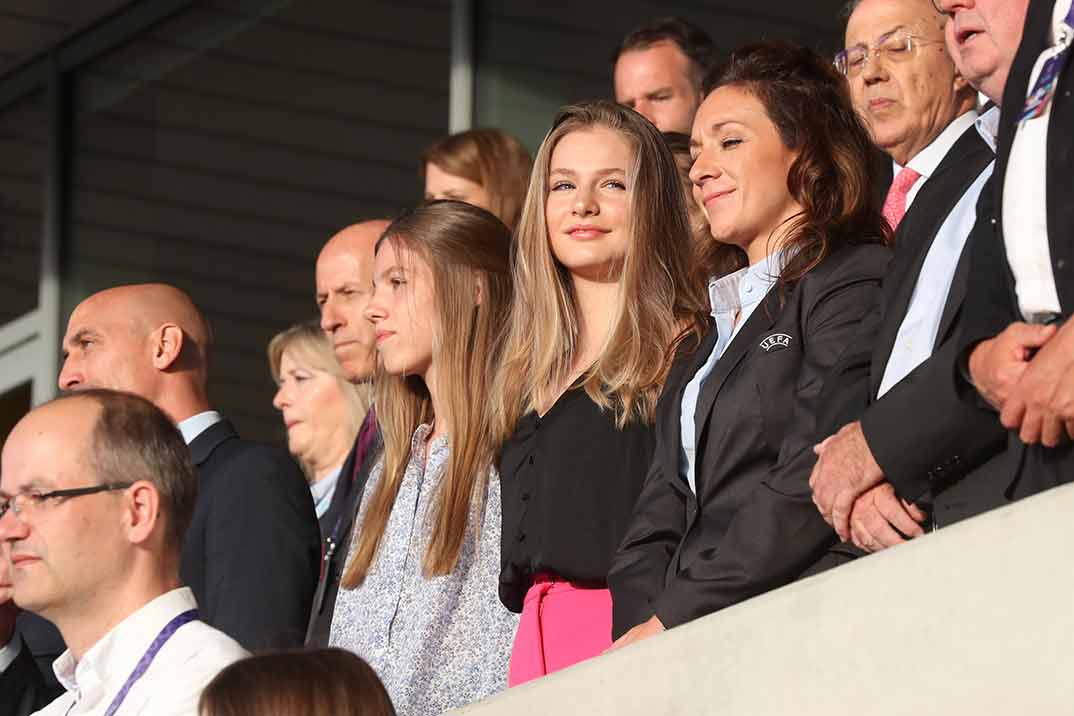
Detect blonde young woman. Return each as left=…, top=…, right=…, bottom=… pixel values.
left=492, top=100, right=707, bottom=685
left=269, top=322, right=370, bottom=536
left=328, top=201, right=518, bottom=716
left=422, top=128, right=532, bottom=230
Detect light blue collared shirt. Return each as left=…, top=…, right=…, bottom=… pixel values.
left=176, top=410, right=223, bottom=445
left=310, top=465, right=342, bottom=519
left=877, top=106, right=998, bottom=397
left=679, top=251, right=784, bottom=493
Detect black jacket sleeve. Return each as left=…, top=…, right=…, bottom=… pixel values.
left=201, top=447, right=320, bottom=649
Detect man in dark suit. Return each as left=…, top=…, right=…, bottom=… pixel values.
left=55, top=283, right=319, bottom=650
left=1, top=559, right=58, bottom=715
left=956, top=0, right=1074, bottom=498
left=811, top=0, right=1035, bottom=551
left=305, top=221, right=387, bottom=645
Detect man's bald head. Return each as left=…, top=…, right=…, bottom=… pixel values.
left=58, top=283, right=213, bottom=421
left=316, top=220, right=388, bottom=383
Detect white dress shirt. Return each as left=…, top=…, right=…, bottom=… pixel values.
left=176, top=411, right=223, bottom=446
left=1003, top=0, right=1072, bottom=319
left=893, top=109, right=979, bottom=209
left=0, top=632, right=21, bottom=674
left=679, top=251, right=784, bottom=493
left=35, top=588, right=247, bottom=716
left=877, top=107, right=998, bottom=397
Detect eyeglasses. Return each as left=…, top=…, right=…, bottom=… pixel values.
left=0, top=483, right=133, bottom=521
left=835, top=30, right=946, bottom=77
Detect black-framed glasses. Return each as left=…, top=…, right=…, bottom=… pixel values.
left=0, top=482, right=133, bottom=520
left=835, top=30, right=946, bottom=77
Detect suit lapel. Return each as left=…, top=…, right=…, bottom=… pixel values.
left=870, top=127, right=993, bottom=394
left=188, top=418, right=238, bottom=467
left=693, top=288, right=780, bottom=452
left=659, top=326, right=716, bottom=498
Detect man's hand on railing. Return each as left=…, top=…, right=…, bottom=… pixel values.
left=606, top=614, right=665, bottom=653
left=847, top=482, right=926, bottom=553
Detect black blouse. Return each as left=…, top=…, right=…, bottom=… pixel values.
left=497, top=387, right=656, bottom=612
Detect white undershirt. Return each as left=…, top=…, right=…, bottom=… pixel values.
left=1003, top=0, right=1072, bottom=319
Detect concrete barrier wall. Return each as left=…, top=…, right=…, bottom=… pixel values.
left=454, top=484, right=1074, bottom=716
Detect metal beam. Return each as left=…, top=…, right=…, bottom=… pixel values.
left=449, top=0, right=475, bottom=133
left=0, top=0, right=195, bottom=108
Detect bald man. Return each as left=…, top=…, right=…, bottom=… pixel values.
left=306, top=220, right=388, bottom=645
left=56, top=284, right=320, bottom=651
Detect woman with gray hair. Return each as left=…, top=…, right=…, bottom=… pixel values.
left=269, top=321, right=370, bottom=536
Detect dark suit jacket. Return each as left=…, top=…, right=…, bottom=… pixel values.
left=182, top=418, right=320, bottom=650
left=827, top=125, right=1009, bottom=521
left=0, top=638, right=60, bottom=716
left=305, top=414, right=382, bottom=646
left=957, top=0, right=1074, bottom=498
left=608, top=243, right=890, bottom=637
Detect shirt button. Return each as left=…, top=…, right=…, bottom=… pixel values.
left=521, top=492, right=531, bottom=502
left=745, top=284, right=754, bottom=293
left=1057, top=259, right=1067, bottom=270
left=517, top=532, right=526, bottom=542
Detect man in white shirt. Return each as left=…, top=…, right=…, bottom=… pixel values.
left=809, top=0, right=1021, bottom=556
left=0, top=390, right=248, bottom=715
left=55, top=284, right=320, bottom=650
left=960, top=0, right=1074, bottom=495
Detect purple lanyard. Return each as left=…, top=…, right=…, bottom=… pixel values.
left=64, top=609, right=199, bottom=716
left=1020, top=1, right=1074, bottom=121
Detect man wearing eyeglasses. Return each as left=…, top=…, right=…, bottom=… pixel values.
left=808, top=0, right=1014, bottom=560
left=0, top=390, right=248, bottom=715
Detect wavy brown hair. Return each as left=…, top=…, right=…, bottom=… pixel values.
left=341, top=201, right=512, bottom=587
left=492, top=100, right=707, bottom=442
left=693, top=41, right=892, bottom=291
left=421, top=128, right=533, bottom=229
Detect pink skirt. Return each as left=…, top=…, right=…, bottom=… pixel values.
left=507, top=573, right=613, bottom=687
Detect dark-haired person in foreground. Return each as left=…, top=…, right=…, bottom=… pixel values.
left=199, top=648, right=395, bottom=716
left=0, top=391, right=247, bottom=715
left=608, top=41, right=891, bottom=647
left=613, top=16, right=715, bottom=133
left=807, top=0, right=1017, bottom=560
left=58, top=284, right=320, bottom=650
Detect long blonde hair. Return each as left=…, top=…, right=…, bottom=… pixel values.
left=341, top=201, right=513, bottom=588
left=493, top=100, right=706, bottom=441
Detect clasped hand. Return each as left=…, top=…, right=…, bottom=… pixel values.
left=809, top=421, right=925, bottom=552
left=969, top=321, right=1074, bottom=446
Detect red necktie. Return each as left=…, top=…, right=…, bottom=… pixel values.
left=882, top=166, right=922, bottom=231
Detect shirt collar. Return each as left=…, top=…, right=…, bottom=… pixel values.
left=0, top=632, right=21, bottom=673
left=53, top=587, right=198, bottom=696
left=707, top=249, right=784, bottom=318
left=895, top=109, right=979, bottom=179
left=310, top=466, right=342, bottom=503
left=974, top=104, right=1000, bottom=153
left=176, top=410, right=223, bottom=445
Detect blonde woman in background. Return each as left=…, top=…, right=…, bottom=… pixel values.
left=422, top=128, right=532, bottom=230
left=269, top=321, right=370, bottom=537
